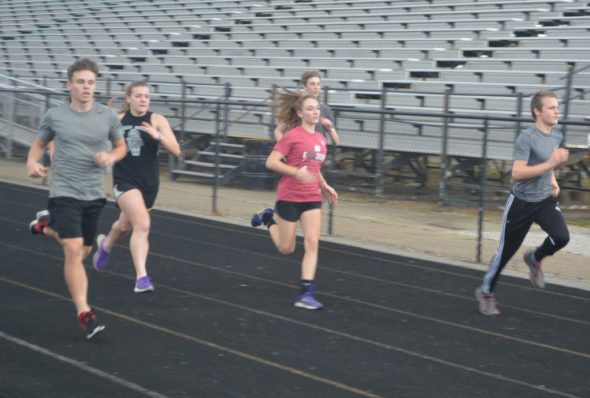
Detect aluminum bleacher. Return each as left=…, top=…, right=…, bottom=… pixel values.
left=1, top=0, right=590, bottom=158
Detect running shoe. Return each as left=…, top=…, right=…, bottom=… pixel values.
left=475, top=287, right=500, bottom=316
left=523, top=251, right=545, bottom=289
left=251, top=207, right=274, bottom=227
left=134, top=276, right=154, bottom=293
left=294, top=292, right=324, bottom=310
left=78, top=309, right=106, bottom=340
left=294, top=283, right=323, bottom=310
left=29, top=210, right=50, bottom=237
left=92, top=234, right=111, bottom=272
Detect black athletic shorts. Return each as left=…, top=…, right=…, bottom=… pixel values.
left=113, top=182, right=158, bottom=210
left=47, top=197, right=106, bottom=246
left=275, top=200, right=322, bottom=222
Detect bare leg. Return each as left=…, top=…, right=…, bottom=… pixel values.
left=60, top=237, right=91, bottom=316
left=298, top=209, right=321, bottom=281
left=107, top=189, right=151, bottom=279
left=268, top=214, right=297, bottom=255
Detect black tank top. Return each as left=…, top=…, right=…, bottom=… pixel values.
left=113, top=111, right=159, bottom=192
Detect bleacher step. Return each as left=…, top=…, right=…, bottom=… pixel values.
left=184, top=160, right=235, bottom=169
left=171, top=170, right=215, bottom=178
left=199, top=151, right=244, bottom=159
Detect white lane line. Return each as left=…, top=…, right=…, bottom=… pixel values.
left=154, top=282, right=583, bottom=398
left=0, top=331, right=171, bottom=398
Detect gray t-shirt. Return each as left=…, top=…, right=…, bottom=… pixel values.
left=38, top=102, right=123, bottom=200
left=316, top=102, right=334, bottom=141
left=512, top=125, right=563, bottom=202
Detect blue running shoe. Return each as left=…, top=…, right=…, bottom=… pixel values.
left=92, top=234, right=111, bottom=272
left=251, top=208, right=274, bottom=227
left=294, top=283, right=323, bottom=310
left=134, top=276, right=154, bottom=293
left=294, top=291, right=324, bottom=310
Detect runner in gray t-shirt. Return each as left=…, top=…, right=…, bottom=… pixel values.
left=273, top=71, right=340, bottom=146
left=26, top=59, right=126, bottom=340
left=475, top=90, right=570, bottom=316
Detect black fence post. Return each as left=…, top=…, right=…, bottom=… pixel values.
left=325, top=85, right=335, bottom=236
left=376, top=86, right=386, bottom=199
left=477, top=119, right=489, bottom=263
left=438, top=89, right=451, bottom=206
left=562, top=64, right=575, bottom=141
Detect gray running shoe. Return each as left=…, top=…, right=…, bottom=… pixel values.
left=523, top=251, right=545, bottom=289
left=475, top=287, right=500, bottom=316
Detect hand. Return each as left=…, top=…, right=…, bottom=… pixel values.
left=319, top=118, right=332, bottom=130
left=94, top=151, right=114, bottom=168
left=27, top=162, right=48, bottom=178
left=141, top=122, right=160, bottom=141
left=294, top=167, right=316, bottom=183
left=321, top=182, right=338, bottom=204
left=550, top=148, right=569, bottom=167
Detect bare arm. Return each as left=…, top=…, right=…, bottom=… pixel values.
left=27, top=138, right=50, bottom=178
left=273, top=122, right=286, bottom=141
left=512, top=148, right=569, bottom=181
left=320, top=118, right=340, bottom=146
left=551, top=172, right=560, bottom=197
left=318, top=171, right=338, bottom=204
left=265, top=150, right=315, bottom=183
left=94, top=137, right=127, bottom=168
left=147, top=113, right=181, bottom=157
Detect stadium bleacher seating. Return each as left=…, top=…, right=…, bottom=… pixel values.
left=1, top=0, right=590, bottom=158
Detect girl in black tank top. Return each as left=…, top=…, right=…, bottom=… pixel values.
left=114, top=111, right=160, bottom=192
left=93, top=82, right=180, bottom=294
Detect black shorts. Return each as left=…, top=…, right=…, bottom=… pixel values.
left=113, top=182, right=158, bottom=210
left=47, top=197, right=106, bottom=246
left=275, top=200, right=322, bottom=222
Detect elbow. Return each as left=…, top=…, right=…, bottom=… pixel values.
left=512, top=170, right=523, bottom=181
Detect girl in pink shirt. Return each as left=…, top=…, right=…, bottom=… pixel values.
left=251, top=89, right=338, bottom=310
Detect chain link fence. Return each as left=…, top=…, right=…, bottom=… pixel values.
left=1, top=83, right=589, bottom=264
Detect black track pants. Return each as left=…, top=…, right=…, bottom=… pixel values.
left=481, top=193, right=569, bottom=294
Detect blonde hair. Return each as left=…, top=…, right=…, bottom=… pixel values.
left=272, top=87, right=317, bottom=132
left=116, top=81, right=149, bottom=114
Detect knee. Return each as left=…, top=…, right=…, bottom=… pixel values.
left=81, top=245, right=92, bottom=260
left=304, top=236, right=319, bottom=253
left=115, top=220, right=132, bottom=234
left=553, top=231, right=570, bottom=249
left=277, top=243, right=295, bottom=255
left=133, top=218, right=151, bottom=235
left=62, top=240, right=85, bottom=262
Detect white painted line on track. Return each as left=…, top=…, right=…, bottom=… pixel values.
left=0, top=331, right=171, bottom=398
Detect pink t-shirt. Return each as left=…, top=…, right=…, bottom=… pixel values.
left=274, top=126, right=327, bottom=202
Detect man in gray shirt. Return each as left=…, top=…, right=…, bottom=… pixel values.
left=27, top=58, right=126, bottom=339
left=274, top=70, right=340, bottom=146
left=475, top=90, right=570, bottom=316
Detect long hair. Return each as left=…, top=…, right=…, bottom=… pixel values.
left=272, top=87, right=317, bottom=132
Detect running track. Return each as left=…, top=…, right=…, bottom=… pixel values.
left=1, top=181, right=589, bottom=398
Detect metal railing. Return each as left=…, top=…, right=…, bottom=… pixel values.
left=1, top=85, right=589, bottom=263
